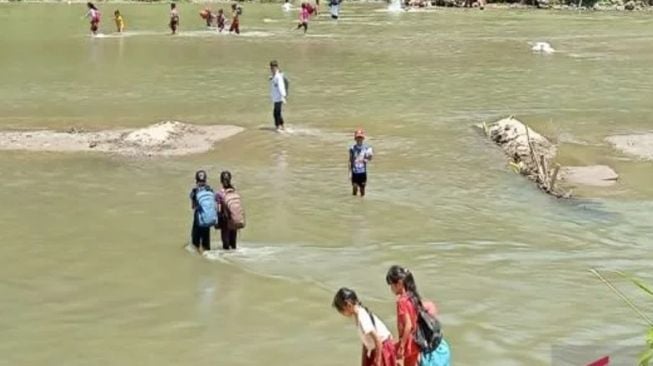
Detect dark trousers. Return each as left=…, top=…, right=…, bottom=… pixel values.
left=221, top=228, right=238, bottom=250
left=191, top=213, right=211, bottom=251
left=273, top=102, right=284, bottom=128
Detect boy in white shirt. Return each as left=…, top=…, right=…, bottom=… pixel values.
left=269, top=60, right=287, bottom=131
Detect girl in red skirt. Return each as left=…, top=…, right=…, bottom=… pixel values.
left=332, top=288, right=397, bottom=366
left=386, top=265, right=423, bottom=366
left=85, top=2, right=101, bottom=35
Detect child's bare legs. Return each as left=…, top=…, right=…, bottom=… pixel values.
left=352, top=184, right=365, bottom=196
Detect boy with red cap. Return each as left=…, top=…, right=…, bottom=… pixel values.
left=349, top=129, right=374, bottom=197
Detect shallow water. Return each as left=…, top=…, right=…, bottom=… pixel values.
left=1, top=3, right=652, bottom=366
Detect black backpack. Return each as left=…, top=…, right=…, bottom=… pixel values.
left=414, top=306, right=443, bottom=353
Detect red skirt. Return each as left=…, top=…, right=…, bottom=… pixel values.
left=362, top=339, right=397, bottom=366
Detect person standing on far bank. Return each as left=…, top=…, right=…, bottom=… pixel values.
left=269, top=60, right=287, bottom=132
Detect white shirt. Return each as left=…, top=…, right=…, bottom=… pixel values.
left=282, top=2, right=293, bottom=11
left=355, top=306, right=391, bottom=355
left=269, top=71, right=287, bottom=103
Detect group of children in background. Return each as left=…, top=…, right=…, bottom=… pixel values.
left=84, top=0, right=343, bottom=36
left=83, top=2, right=243, bottom=35
left=333, top=266, right=451, bottom=366
left=199, top=4, right=242, bottom=34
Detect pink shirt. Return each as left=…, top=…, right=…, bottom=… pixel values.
left=88, top=9, right=100, bottom=21
left=299, top=8, right=310, bottom=22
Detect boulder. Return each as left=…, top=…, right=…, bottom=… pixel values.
left=483, top=116, right=564, bottom=196
left=481, top=117, right=620, bottom=198
left=560, top=166, right=619, bottom=187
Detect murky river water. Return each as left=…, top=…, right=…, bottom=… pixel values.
left=1, top=3, right=652, bottom=365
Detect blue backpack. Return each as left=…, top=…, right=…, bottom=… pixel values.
left=196, top=188, right=218, bottom=227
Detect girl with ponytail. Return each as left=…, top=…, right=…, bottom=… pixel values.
left=332, top=288, right=397, bottom=366
left=216, top=171, right=239, bottom=250
left=386, top=265, right=450, bottom=366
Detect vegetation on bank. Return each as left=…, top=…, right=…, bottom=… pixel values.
left=592, top=269, right=653, bottom=366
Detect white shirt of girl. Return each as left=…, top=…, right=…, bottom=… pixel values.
left=355, top=306, right=391, bottom=354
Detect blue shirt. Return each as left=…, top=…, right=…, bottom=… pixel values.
left=350, top=144, right=371, bottom=174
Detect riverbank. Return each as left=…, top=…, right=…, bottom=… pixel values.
left=1, top=0, right=650, bottom=11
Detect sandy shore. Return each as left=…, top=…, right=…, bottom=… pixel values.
left=0, top=121, right=244, bottom=157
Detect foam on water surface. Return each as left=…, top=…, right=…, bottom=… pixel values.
left=92, top=30, right=162, bottom=39
left=200, top=242, right=384, bottom=297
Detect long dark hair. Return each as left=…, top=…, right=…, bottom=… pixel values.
left=220, top=170, right=234, bottom=190
left=87, top=2, right=97, bottom=10
left=386, top=265, right=423, bottom=310
left=332, top=287, right=376, bottom=326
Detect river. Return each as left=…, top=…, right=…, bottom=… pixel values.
left=1, top=3, right=652, bottom=365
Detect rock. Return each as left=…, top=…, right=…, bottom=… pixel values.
left=625, top=0, right=635, bottom=9
left=561, top=166, right=619, bottom=187
left=606, top=133, right=653, bottom=160
left=482, top=116, right=565, bottom=196
left=89, top=141, right=98, bottom=148
left=481, top=117, right=620, bottom=198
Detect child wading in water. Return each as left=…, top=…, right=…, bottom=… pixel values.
left=216, top=171, right=245, bottom=250
left=332, top=288, right=397, bottom=366
left=200, top=8, right=215, bottom=27
left=229, top=3, right=242, bottom=35
left=349, top=129, right=373, bottom=197
left=169, top=3, right=180, bottom=35
left=114, top=10, right=125, bottom=33
left=329, top=0, right=341, bottom=19
left=85, top=2, right=101, bottom=35
left=296, top=3, right=310, bottom=34
left=386, top=266, right=451, bottom=366
left=216, top=9, right=226, bottom=32
left=189, top=170, right=217, bottom=254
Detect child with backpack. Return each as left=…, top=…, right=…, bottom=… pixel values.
left=229, top=3, right=242, bottom=35
left=215, top=171, right=245, bottom=250
left=332, top=288, right=397, bottom=366
left=189, top=170, right=217, bottom=254
left=385, top=266, right=451, bottom=366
